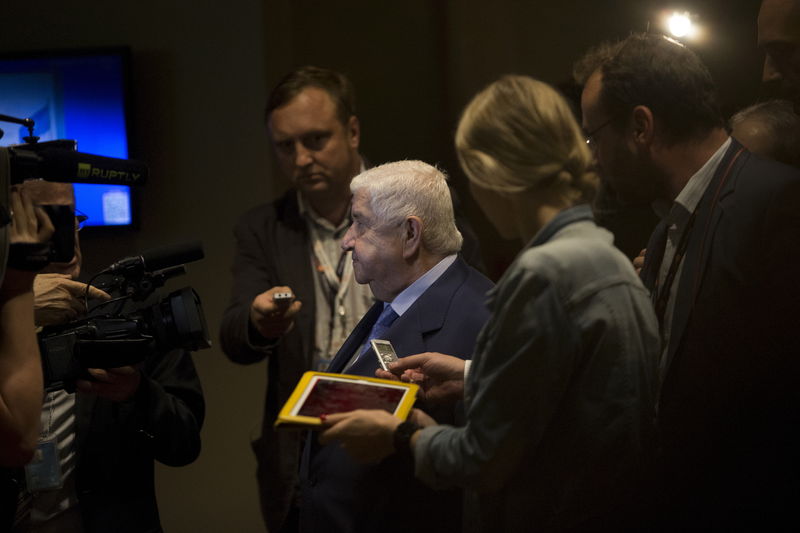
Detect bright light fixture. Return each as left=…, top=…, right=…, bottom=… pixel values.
left=667, top=11, right=694, bottom=38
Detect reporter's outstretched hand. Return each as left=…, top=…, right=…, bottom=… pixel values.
left=375, top=352, right=467, bottom=406
left=249, top=286, right=302, bottom=339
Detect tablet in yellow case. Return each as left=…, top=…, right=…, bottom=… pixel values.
left=275, top=371, right=419, bottom=429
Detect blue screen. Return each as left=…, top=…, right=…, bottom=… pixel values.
left=0, top=51, right=132, bottom=227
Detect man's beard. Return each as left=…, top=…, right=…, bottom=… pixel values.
left=604, top=144, right=660, bottom=206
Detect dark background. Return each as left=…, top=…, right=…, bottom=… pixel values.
left=0, top=1, right=766, bottom=530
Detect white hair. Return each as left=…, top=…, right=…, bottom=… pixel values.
left=350, top=160, right=463, bottom=256
left=730, top=99, right=800, bottom=167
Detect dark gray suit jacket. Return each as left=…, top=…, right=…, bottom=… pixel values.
left=4, top=348, right=203, bottom=533
left=220, top=190, right=317, bottom=533
left=641, top=140, right=800, bottom=528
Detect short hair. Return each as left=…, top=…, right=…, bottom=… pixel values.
left=455, top=75, right=598, bottom=204
left=266, top=66, right=356, bottom=125
left=730, top=99, right=800, bottom=167
left=350, top=161, right=463, bottom=256
left=574, top=33, right=724, bottom=145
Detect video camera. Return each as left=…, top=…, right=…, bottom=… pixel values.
left=38, top=241, right=211, bottom=392
left=0, top=112, right=148, bottom=274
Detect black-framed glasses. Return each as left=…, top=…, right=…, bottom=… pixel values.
left=75, top=209, right=88, bottom=232
left=584, top=116, right=616, bottom=147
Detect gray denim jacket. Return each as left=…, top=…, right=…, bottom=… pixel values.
left=415, top=205, right=660, bottom=532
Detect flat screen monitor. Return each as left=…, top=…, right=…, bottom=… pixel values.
left=0, top=48, right=134, bottom=228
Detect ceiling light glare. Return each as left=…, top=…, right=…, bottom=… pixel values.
left=668, top=11, right=693, bottom=38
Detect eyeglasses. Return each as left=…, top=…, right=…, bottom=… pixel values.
left=584, top=116, right=617, bottom=147
left=75, top=209, right=88, bottom=232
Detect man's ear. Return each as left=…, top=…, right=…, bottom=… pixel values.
left=631, top=105, right=655, bottom=147
left=347, top=115, right=360, bottom=150
left=402, top=216, right=423, bottom=259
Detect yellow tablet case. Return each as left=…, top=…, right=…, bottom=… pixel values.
left=274, top=371, right=419, bottom=429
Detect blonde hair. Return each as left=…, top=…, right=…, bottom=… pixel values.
left=455, top=75, right=597, bottom=204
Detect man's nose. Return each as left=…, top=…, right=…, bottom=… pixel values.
left=294, top=143, right=314, bottom=167
left=763, top=54, right=784, bottom=83
left=341, top=226, right=355, bottom=251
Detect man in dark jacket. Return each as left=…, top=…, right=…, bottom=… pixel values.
left=10, top=181, right=204, bottom=533
left=220, top=66, right=482, bottom=533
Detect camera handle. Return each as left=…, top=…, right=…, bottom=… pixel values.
left=0, top=113, right=38, bottom=143
left=89, top=265, right=188, bottom=315
left=127, top=266, right=187, bottom=301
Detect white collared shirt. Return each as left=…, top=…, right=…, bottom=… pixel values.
left=390, top=254, right=457, bottom=316
left=656, top=137, right=731, bottom=376
left=344, top=254, right=458, bottom=370
left=297, top=167, right=374, bottom=371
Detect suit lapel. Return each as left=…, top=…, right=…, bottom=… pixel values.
left=326, top=302, right=383, bottom=374
left=330, top=258, right=469, bottom=376
left=640, top=217, right=670, bottom=293
left=663, top=142, right=744, bottom=373
left=353, top=258, right=469, bottom=375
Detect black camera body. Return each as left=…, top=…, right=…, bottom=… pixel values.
left=0, top=114, right=183, bottom=391
left=40, top=204, right=77, bottom=263
left=3, top=139, right=149, bottom=270
left=0, top=113, right=148, bottom=274
left=38, top=243, right=210, bottom=392
left=5, top=139, right=147, bottom=187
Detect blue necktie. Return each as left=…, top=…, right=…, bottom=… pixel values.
left=347, top=305, right=399, bottom=370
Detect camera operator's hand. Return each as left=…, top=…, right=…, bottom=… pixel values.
left=249, top=286, right=302, bottom=339
left=0, top=189, right=53, bottom=465
left=9, top=186, right=54, bottom=245
left=77, top=366, right=141, bottom=402
left=33, top=273, right=111, bottom=327
left=3, top=188, right=55, bottom=290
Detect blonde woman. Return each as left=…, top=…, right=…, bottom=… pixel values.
left=321, top=76, right=660, bottom=531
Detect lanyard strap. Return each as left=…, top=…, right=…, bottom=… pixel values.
left=652, top=146, right=745, bottom=325
left=40, top=392, right=55, bottom=440
left=307, top=221, right=353, bottom=312
left=653, top=209, right=697, bottom=324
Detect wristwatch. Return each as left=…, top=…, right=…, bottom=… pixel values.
left=393, top=420, right=421, bottom=456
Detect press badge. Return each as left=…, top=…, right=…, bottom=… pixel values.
left=25, top=438, right=63, bottom=491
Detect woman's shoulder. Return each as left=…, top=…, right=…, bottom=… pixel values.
left=508, top=226, right=641, bottom=299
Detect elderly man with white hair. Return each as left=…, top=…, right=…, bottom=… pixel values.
left=297, top=160, right=493, bottom=533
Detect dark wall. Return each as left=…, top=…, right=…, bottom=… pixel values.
left=1, top=1, right=765, bottom=531
left=265, top=0, right=765, bottom=278
left=1, top=2, right=271, bottom=531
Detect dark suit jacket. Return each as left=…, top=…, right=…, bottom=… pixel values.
left=75, top=348, right=204, bottom=533
left=299, top=257, right=493, bottom=533
left=220, top=188, right=486, bottom=532
left=219, top=190, right=317, bottom=533
left=640, top=140, right=800, bottom=528
left=4, top=348, right=204, bottom=533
